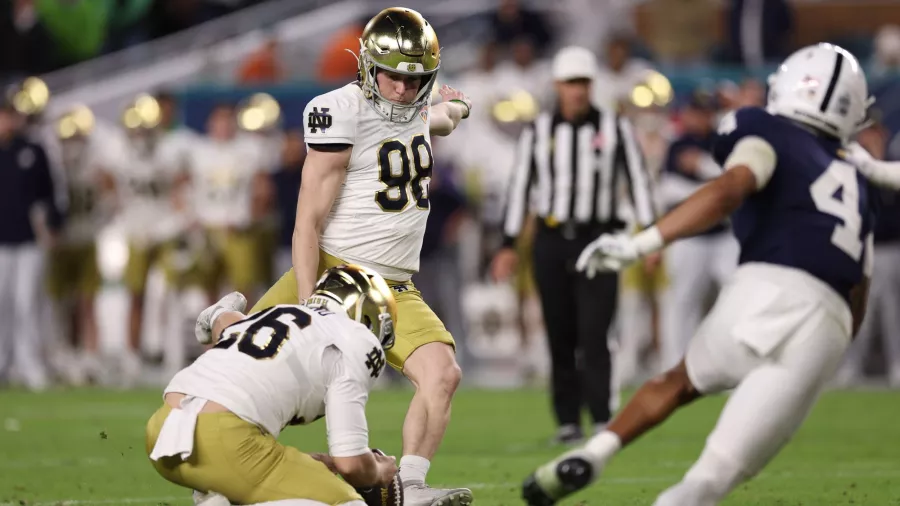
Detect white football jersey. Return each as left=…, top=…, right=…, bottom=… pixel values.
left=165, top=304, right=386, bottom=457
left=58, top=136, right=111, bottom=244
left=97, top=130, right=181, bottom=244
left=303, top=83, right=434, bottom=281
left=186, top=136, right=266, bottom=229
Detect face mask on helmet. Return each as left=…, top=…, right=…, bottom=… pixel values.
left=766, top=43, right=872, bottom=143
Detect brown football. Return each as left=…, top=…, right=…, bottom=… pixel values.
left=355, top=449, right=404, bottom=506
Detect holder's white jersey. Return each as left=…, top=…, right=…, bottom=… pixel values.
left=165, top=304, right=386, bottom=457
left=303, top=83, right=434, bottom=281
left=185, top=136, right=266, bottom=229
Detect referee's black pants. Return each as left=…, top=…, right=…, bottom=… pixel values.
left=532, top=220, right=618, bottom=427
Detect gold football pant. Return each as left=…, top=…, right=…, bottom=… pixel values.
left=146, top=404, right=362, bottom=505
left=251, top=250, right=456, bottom=371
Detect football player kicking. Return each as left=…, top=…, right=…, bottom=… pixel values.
left=523, top=43, right=878, bottom=506
left=147, top=265, right=400, bottom=506
left=248, top=7, right=473, bottom=506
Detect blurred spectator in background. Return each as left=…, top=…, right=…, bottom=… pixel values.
left=0, top=98, right=60, bottom=390
left=657, top=90, right=737, bottom=371
left=493, top=35, right=552, bottom=107
left=489, top=0, right=553, bottom=55
left=642, top=0, right=718, bottom=65
left=724, top=0, right=794, bottom=68
left=148, top=0, right=219, bottom=39
left=838, top=116, right=900, bottom=386
left=271, top=130, right=304, bottom=278
left=237, top=36, right=284, bottom=84
left=35, top=0, right=111, bottom=67
left=104, top=0, right=154, bottom=52
left=872, top=25, right=900, bottom=79
left=317, top=15, right=367, bottom=83
left=592, top=33, right=654, bottom=111
left=0, top=0, right=55, bottom=76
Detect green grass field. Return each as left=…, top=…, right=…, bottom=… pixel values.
left=1, top=388, right=899, bottom=506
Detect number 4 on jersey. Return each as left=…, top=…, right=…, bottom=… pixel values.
left=810, top=160, right=864, bottom=261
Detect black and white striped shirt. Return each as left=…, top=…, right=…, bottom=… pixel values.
left=502, top=107, right=655, bottom=245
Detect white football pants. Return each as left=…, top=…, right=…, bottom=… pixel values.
left=0, top=243, right=48, bottom=389
left=840, top=243, right=900, bottom=382
left=654, top=263, right=851, bottom=506
left=659, top=233, right=739, bottom=371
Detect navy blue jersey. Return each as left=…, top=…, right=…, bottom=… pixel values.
left=712, top=107, right=876, bottom=302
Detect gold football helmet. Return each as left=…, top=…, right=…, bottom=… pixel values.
left=121, top=93, right=162, bottom=131
left=307, top=264, right=398, bottom=350
left=358, top=7, right=440, bottom=123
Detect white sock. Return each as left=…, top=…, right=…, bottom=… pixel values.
left=585, top=430, right=622, bottom=467
left=399, top=455, right=431, bottom=485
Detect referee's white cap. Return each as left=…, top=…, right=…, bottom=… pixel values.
left=552, top=46, right=598, bottom=81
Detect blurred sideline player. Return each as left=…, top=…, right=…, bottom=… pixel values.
left=147, top=265, right=399, bottom=506
left=176, top=103, right=272, bottom=307
left=97, top=95, right=186, bottom=383
left=656, top=91, right=739, bottom=371
left=615, top=90, right=674, bottom=388
left=46, top=106, right=115, bottom=384
left=524, top=43, right=877, bottom=505
left=248, top=8, right=473, bottom=505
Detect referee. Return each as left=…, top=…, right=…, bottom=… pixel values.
left=491, top=46, right=656, bottom=444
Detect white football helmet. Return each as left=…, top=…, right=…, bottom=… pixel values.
left=766, top=43, right=873, bottom=142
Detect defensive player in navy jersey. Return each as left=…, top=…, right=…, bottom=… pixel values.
left=522, top=43, right=877, bottom=506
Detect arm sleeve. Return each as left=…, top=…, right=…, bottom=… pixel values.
left=304, top=90, right=358, bottom=147
left=501, top=124, right=536, bottom=247
left=723, top=136, right=777, bottom=190
left=324, top=347, right=371, bottom=458
left=617, top=116, right=656, bottom=227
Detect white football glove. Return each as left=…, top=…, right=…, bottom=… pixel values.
left=842, top=141, right=900, bottom=190
left=576, top=233, right=640, bottom=278
left=575, top=226, right=665, bottom=279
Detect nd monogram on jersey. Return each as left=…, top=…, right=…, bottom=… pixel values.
left=304, top=83, right=434, bottom=282
left=165, top=304, right=385, bottom=455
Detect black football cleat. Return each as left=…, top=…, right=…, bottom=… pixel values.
left=522, top=453, right=595, bottom=505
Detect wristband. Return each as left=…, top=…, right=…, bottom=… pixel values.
left=449, top=99, right=470, bottom=119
